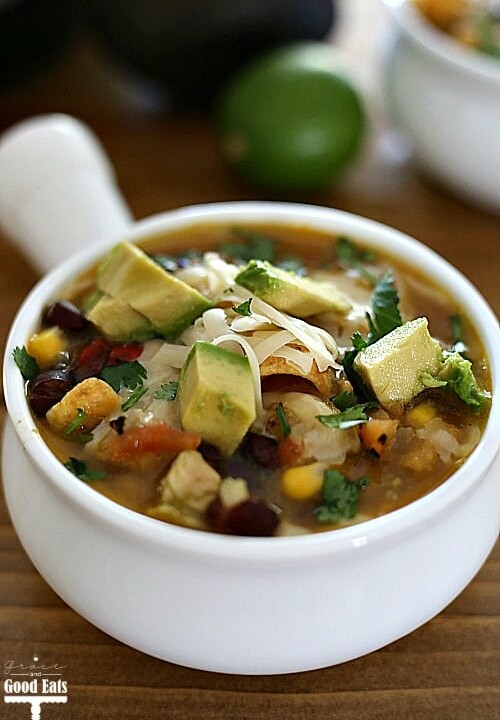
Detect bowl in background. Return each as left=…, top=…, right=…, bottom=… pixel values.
left=383, top=0, right=500, bottom=213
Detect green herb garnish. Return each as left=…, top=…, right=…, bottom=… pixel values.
left=276, top=402, right=291, bottom=438
left=316, top=403, right=375, bottom=430
left=335, top=237, right=376, bottom=285
left=121, top=385, right=149, bottom=411
left=62, top=408, right=93, bottom=443
left=366, top=271, right=402, bottom=344
left=330, top=390, right=359, bottom=411
left=233, top=299, right=252, bottom=316
left=101, top=361, right=147, bottom=393
left=219, top=228, right=276, bottom=262
left=342, top=273, right=402, bottom=397
left=449, top=314, right=468, bottom=356
left=154, top=381, right=179, bottom=401
left=64, top=457, right=106, bottom=482
left=12, top=346, right=39, bottom=381
left=314, top=470, right=369, bottom=524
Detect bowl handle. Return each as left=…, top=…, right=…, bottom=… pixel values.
left=0, top=114, right=132, bottom=274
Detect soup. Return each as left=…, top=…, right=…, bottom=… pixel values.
left=14, top=223, right=491, bottom=536
left=414, top=0, right=500, bottom=57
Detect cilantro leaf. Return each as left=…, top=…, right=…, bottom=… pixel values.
left=314, top=470, right=369, bottom=524
left=62, top=408, right=93, bottom=443
left=154, top=380, right=179, bottom=401
left=12, top=346, right=39, bottom=381
left=449, top=314, right=468, bottom=356
left=437, top=351, right=488, bottom=412
left=276, top=402, right=291, bottom=437
left=100, top=361, right=147, bottom=392
left=219, top=227, right=276, bottom=263
left=121, top=385, right=148, bottom=411
left=366, top=271, right=402, bottom=344
left=64, top=457, right=106, bottom=482
left=233, top=299, right=252, bottom=316
left=335, top=237, right=376, bottom=285
left=330, top=390, right=359, bottom=410
left=316, top=403, right=375, bottom=430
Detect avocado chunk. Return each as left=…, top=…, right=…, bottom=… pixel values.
left=97, top=242, right=213, bottom=340
left=86, top=292, right=155, bottom=342
left=179, top=341, right=256, bottom=456
left=235, top=259, right=351, bottom=317
left=353, top=317, right=442, bottom=409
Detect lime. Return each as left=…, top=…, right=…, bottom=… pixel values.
left=215, top=42, right=365, bottom=193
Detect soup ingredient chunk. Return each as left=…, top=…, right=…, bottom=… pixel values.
left=236, top=259, right=351, bottom=316
left=97, top=242, right=213, bottom=340
left=179, top=341, right=256, bottom=456
left=353, top=317, right=442, bottom=409
left=159, top=450, right=221, bottom=513
left=46, top=377, right=121, bottom=433
left=86, top=292, right=155, bottom=342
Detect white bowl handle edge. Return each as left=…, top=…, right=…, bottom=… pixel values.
left=0, top=114, right=133, bottom=274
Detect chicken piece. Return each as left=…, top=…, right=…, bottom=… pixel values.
left=46, top=378, right=121, bottom=433
left=159, top=450, right=221, bottom=513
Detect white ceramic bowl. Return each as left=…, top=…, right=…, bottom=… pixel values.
left=1, top=117, right=499, bottom=675
left=383, top=0, right=500, bottom=213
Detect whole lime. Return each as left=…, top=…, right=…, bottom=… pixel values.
left=215, top=42, right=366, bottom=192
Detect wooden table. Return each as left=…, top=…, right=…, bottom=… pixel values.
left=0, top=6, right=499, bottom=718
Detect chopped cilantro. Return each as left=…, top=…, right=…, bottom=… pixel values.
left=449, top=314, right=468, bottom=356
left=64, top=457, right=106, bottom=482
left=62, top=408, right=93, bottom=443
left=154, top=380, right=179, bottom=401
left=366, top=271, right=402, bottom=344
left=12, top=346, right=39, bottom=381
left=342, top=273, right=402, bottom=397
left=316, top=403, right=375, bottom=430
left=121, top=385, right=148, bottom=411
left=314, top=470, right=369, bottom=524
left=276, top=402, right=291, bottom=438
left=335, top=237, right=376, bottom=285
left=219, top=227, right=276, bottom=262
left=330, top=390, right=359, bottom=410
left=233, top=299, right=252, bottom=316
left=438, top=352, right=487, bottom=412
left=100, top=360, right=147, bottom=393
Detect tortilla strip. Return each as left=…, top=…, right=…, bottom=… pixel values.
left=259, top=352, right=336, bottom=397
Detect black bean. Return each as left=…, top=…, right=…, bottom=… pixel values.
left=241, top=432, right=281, bottom=469
left=45, top=300, right=89, bottom=332
left=224, top=499, right=280, bottom=537
left=27, top=369, right=76, bottom=416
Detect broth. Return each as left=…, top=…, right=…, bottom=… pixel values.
left=20, top=222, right=491, bottom=536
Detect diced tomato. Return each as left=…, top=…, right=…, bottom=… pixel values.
left=103, top=422, right=201, bottom=462
left=72, top=338, right=112, bottom=380
left=108, top=343, right=144, bottom=365
left=279, top=436, right=304, bottom=467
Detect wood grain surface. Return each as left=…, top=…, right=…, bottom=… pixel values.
left=0, top=2, right=499, bottom=718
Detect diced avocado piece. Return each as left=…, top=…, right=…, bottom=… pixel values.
left=235, top=259, right=351, bottom=317
left=97, top=242, right=213, bottom=340
left=179, top=341, right=256, bottom=456
left=86, top=292, right=155, bottom=342
left=353, top=317, right=442, bottom=409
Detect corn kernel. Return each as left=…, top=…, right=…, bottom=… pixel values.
left=406, top=403, right=437, bottom=428
left=27, top=327, right=66, bottom=367
left=281, top=462, right=326, bottom=501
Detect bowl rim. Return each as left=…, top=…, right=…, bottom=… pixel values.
left=3, top=200, right=499, bottom=562
left=384, top=0, right=500, bottom=82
